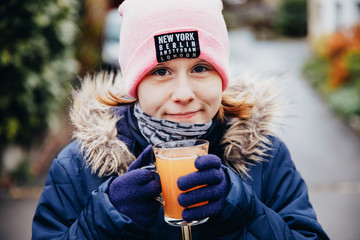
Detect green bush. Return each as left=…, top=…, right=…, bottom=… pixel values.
left=303, top=56, right=329, bottom=90
left=346, top=50, right=360, bottom=92
left=304, top=55, right=360, bottom=118
left=10, top=159, right=34, bottom=183
left=303, top=25, right=360, bottom=134
left=329, top=86, right=360, bottom=118
left=275, top=0, right=307, bottom=37
left=0, top=0, right=81, bottom=147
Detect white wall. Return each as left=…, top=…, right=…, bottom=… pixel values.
left=308, top=0, right=360, bottom=40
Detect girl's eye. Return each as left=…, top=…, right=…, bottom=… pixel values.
left=192, top=65, right=210, bottom=73
left=153, top=68, right=170, bottom=76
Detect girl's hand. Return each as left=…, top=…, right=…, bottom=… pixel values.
left=177, top=154, right=229, bottom=221
left=109, top=145, right=161, bottom=228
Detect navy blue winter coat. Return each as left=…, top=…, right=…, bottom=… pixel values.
left=32, top=74, right=329, bottom=239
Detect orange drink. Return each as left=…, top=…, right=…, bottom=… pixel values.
left=156, top=156, right=206, bottom=219
left=153, top=139, right=209, bottom=226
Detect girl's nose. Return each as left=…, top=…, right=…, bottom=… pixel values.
left=171, top=76, right=195, bottom=104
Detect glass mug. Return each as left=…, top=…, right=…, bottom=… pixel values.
left=152, top=139, right=210, bottom=227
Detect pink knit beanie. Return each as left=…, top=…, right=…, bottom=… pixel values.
left=118, top=0, right=230, bottom=98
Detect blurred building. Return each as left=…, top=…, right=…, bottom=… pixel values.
left=308, top=0, right=360, bottom=41
left=263, top=0, right=281, bottom=9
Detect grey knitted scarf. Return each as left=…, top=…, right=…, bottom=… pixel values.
left=134, top=102, right=212, bottom=145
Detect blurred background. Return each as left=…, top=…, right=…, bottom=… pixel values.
left=0, top=0, right=359, bottom=239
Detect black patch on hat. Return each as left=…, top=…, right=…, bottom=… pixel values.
left=154, top=31, right=200, bottom=63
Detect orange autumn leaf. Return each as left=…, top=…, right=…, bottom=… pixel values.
left=329, top=58, right=349, bottom=88
left=323, top=32, right=349, bottom=59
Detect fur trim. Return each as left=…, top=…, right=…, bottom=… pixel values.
left=222, top=75, right=288, bottom=177
left=70, top=71, right=287, bottom=177
left=70, top=72, right=135, bottom=177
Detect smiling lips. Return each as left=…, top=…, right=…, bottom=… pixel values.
left=166, top=111, right=199, bottom=119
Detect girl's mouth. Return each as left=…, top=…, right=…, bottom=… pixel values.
left=166, top=111, right=199, bottom=120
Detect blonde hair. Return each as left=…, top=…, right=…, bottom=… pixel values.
left=97, top=91, right=254, bottom=121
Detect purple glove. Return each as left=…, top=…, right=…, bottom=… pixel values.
left=177, top=154, right=229, bottom=221
left=109, top=145, right=161, bottom=228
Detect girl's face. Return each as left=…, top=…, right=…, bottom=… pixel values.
left=137, top=58, right=223, bottom=124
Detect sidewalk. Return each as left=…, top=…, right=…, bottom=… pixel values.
left=0, top=191, right=41, bottom=240
left=0, top=180, right=45, bottom=240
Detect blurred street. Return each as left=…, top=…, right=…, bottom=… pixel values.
left=1, top=28, right=360, bottom=240
left=229, top=29, right=360, bottom=240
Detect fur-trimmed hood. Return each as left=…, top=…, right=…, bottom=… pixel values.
left=70, top=71, right=287, bottom=178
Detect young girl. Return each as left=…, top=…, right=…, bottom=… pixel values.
left=32, top=0, right=329, bottom=239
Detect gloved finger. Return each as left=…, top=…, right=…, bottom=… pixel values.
left=178, top=183, right=227, bottom=207
left=194, top=154, right=221, bottom=171
left=177, top=168, right=224, bottom=191
left=182, top=200, right=225, bottom=221
left=111, top=171, right=161, bottom=200
left=140, top=178, right=162, bottom=199
left=125, top=168, right=156, bottom=185
left=128, top=145, right=155, bottom=171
